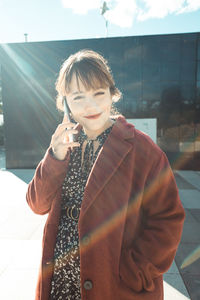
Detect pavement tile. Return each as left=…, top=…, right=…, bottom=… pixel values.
left=9, top=169, right=35, bottom=184
left=0, top=218, right=44, bottom=239
left=0, top=265, right=7, bottom=276
left=189, top=209, right=200, bottom=223
left=178, top=190, right=200, bottom=209
left=166, top=260, right=180, bottom=274
left=0, top=240, right=41, bottom=300
left=174, top=172, right=196, bottom=190
left=183, top=209, right=198, bottom=223
left=180, top=274, right=200, bottom=300
left=0, top=268, right=37, bottom=300
left=175, top=243, right=200, bottom=276
left=0, top=208, right=11, bottom=226
left=177, top=171, right=200, bottom=191
left=180, top=222, right=200, bottom=243
left=0, top=148, right=5, bottom=169
left=0, top=200, right=47, bottom=240
left=163, top=274, right=190, bottom=299
left=0, top=240, right=41, bottom=270
left=29, top=221, right=46, bottom=240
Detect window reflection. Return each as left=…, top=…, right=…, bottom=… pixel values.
left=198, top=40, right=200, bottom=60
left=142, top=62, right=160, bottom=81
left=161, top=62, right=180, bottom=81
left=197, top=61, right=200, bottom=81
left=160, top=37, right=181, bottom=62
left=142, top=38, right=161, bottom=62
left=182, top=37, right=196, bottom=61
left=180, top=62, right=196, bottom=81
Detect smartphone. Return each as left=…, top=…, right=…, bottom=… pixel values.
left=63, top=98, right=74, bottom=143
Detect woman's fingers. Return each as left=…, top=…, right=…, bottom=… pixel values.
left=60, top=141, right=80, bottom=147
left=51, top=140, right=80, bottom=160
left=50, top=121, right=80, bottom=160
left=62, top=114, right=71, bottom=124
left=54, top=122, right=75, bottom=135
left=53, top=125, right=77, bottom=141
left=57, top=128, right=78, bottom=143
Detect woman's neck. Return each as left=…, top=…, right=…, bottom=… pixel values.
left=83, top=118, right=114, bottom=140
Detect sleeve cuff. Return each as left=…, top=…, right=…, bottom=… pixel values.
left=42, top=147, right=71, bottom=175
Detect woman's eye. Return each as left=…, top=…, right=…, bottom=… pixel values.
left=73, top=96, right=83, bottom=101
left=95, top=92, right=105, bottom=96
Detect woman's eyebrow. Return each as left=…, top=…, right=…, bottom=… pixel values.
left=71, top=88, right=105, bottom=95
left=72, top=91, right=83, bottom=95
left=95, top=87, right=105, bottom=91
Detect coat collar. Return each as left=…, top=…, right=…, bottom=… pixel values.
left=77, top=115, right=135, bottom=219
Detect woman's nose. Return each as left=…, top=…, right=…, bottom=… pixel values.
left=84, top=96, right=98, bottom=110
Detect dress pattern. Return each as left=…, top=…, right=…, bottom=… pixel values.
left=50, top=124, right=114, bottom=300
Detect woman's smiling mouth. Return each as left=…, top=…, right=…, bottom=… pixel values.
left=84, top=113, right=102, bottom=119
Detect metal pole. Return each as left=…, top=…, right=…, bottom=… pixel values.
left=100, top=1, right=109, bottom=38
left=105, top=19, right=108, bottom=37
left=24, top=33, right=28, bottom=42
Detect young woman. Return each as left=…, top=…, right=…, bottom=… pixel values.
left=26, top=49, right=185, bottom=300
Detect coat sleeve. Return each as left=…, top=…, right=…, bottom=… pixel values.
left=120, top=151, right=185, bottom=292
left=26, top=147, right=70, bottom=215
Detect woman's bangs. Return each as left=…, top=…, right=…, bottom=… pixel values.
left=74, top=67, right=109, bottom=92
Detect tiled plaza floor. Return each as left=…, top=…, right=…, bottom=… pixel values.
left=173, top=171, right=200, bottom=300
left=0, top=148, right=199, bottom=299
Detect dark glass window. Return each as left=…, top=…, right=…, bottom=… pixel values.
left=123, top=80, right=142, bottom=115
left=142, top=81, right=160, bottom=103
left=124, top=81, right=142, bottom=98
left=197, top=81, right=200, bottom=104
left=179, top=124, right=195, bottom=146
left=124, top=97, right=139, bottom=115
left=160, top=36, right=181, bottom=62
left=124, top=37, right=142, bottom=62
left=181, top=36, right=196, bottom=61
left=180, top=82, right=197, bottom=125
left=124, top=62, right=142, bottom=82
left=160, top=82, right=181, bottom=122
left=142, top=37, right=161, bottom=62
left=124, top=38, right=142, bottom=82
left=197, top=61, right=200, bottom=81
left=180, top=62, right=196, bottom=81
left=180, top=82, right=196, bottom=104
left=160, top=62, right=180, bottom=81
left=142, top=62, right=160, bottom=81
left=197, top=39, right=200, bottom=60
left=157, top=126, right=179, bottom=153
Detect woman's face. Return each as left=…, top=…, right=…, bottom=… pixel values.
left=66, top=74, right=113, bottom=138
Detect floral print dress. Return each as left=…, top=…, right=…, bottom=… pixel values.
left=50, top=124, right=113, bottom=300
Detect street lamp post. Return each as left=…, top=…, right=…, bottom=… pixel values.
left=100, top=1, right=109, bottom=37
left=24, top=33, right=28, bottom=42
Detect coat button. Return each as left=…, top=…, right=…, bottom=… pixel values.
left=83, top=280, right=93, bottom=290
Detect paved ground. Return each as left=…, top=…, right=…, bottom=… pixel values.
left=0, top=148, right=199, bottom=300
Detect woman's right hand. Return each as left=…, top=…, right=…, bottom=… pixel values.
left=50, top=117, right=80, bottom=160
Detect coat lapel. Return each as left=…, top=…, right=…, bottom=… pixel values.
left=80, top=116, right=135, bottom=217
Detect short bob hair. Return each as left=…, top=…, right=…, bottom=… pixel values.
left=55, top=49, right=121, bottom=111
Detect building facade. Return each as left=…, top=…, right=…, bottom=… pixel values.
left=0, top=32, right=200, bottom=169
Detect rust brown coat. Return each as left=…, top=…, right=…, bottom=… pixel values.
left=26, top=116, right=185, bottom=300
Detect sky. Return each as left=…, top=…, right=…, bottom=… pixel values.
left=0, top=0, right=200, bottom=44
